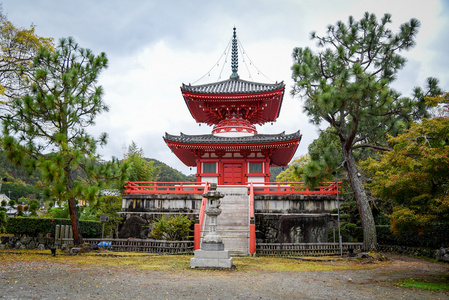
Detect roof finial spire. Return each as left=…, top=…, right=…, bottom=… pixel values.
left=230, top=27, right=239, bottom=79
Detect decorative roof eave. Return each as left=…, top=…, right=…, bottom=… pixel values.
left=165, top=141, right=300, bottom=150
left=182, top=86, right=285, bottom=125
left=181, top=78, right=285, bottom=95
left=163, top=131, right=301, bottom=167
left=182, top=89, right=284, bottom=101
left=164, top=130, right=301, bottom=145
left=164, top=130, right=302, bottom=150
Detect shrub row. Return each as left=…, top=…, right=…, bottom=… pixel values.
left=6, top=217, right=101, bottom=238
left=376, top=224, right=449, bottom=248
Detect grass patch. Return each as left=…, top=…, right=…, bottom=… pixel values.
left=395, top=277, right=449, bottom=291
left=0, top=250, right=376, bottom=273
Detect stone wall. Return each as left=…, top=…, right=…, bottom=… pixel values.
left=121, top=193, right=339, bottom=243
left=121, top=194, right=203, bottom=214
left=255, top=213, right=331, bottom=243
left=0, top=236, right=54, bottom=250
left=254, top=194, right=337, bottom=214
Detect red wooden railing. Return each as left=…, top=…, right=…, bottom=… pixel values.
left=248, top=182, right=340, bottom=195
left=124, top=181, right=208, bottom=194
left=124, top=181, right=340, bottom=196
left=194, top=182, right=210, bottom=250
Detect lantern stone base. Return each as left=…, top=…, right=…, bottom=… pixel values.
left=201, top=242, right=224, bottom=251
left=190, top=249, right=234, bottom=269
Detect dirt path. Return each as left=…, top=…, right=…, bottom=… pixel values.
left=0, top=254, right=448, bottom=299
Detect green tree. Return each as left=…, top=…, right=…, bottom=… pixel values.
left=152, top=214, right=193, bottom=241
left=29, top=199, right=39, bottom=217
left=0, top=8, right=54, bottom=103
left=124, top=141, right=158, bottom=182
left=362, top=117, right=449, bottom=236
left=1, top=199, right=6, bottom=206
left=1, top=37, right=123, bottom=245
left=291, top=12, right=441, bottom=250
left=276, top=155, right=310, bottom=182
left=0, top=209, right=6, bottom=233
left=97, top=195, right=122, bottom=238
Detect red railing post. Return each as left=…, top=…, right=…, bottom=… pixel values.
left=194, top=223, right=201, bottom=250
left=194, top=182, right=210, bottom=251
left=249, top=182, right=256, bottom=255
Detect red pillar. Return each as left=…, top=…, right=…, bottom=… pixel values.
left=249, top=222, right=256, bottom=254
left=194, top=223, right=201, bottom=250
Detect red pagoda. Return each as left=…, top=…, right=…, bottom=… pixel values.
left=164, top=28, right=301, bottom=185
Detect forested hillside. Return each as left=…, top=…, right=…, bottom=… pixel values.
left=0, top=152, right=43, bottom=200
left=0, top=152, right=195, bottom=200
left=148, top=159, right=195, bottom=182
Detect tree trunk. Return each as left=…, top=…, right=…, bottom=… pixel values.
left=68, top=197, right=83, bottom=245
left=65, top=166, right=83, bottom=245
left=343, top=148, right=377, bottom=251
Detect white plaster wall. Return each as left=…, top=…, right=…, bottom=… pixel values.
left=201, top=176, right=218, bottom=183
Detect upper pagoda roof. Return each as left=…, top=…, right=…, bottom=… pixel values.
left=181, top=78, right=285, bottom=95
left=180, top=28, right=286, bottom=126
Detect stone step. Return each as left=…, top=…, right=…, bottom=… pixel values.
left=202, top=187, right=250, bottom=255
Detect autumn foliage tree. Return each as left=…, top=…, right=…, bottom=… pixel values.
left=362, top=116, right=449, bottom=236
left=0, top=8, right=54, bottom=104
left=291, top=12, right=441, bottom=250
left=275, top=155, right=310, bottom=182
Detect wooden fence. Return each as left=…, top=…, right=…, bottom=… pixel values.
left=60, top=238, right=194, bottom=254
left=57, top=238, right=362, bottom=256
left=256, top=243, right=363, bottom=257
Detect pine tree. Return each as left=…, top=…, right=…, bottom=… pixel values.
left=1, top=37, right=124, bottom=245
left=291, top=12, right=441, bottom=250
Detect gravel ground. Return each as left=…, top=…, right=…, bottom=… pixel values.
left=0, top=254, right=448, bottom=299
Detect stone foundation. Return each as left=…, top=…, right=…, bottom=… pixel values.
left=0, top=236, right=54, bottom=250
left=190, top=249, right=234, bottom=269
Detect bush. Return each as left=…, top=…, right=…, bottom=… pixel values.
left=152, top=215, right=193, bottom=241
left=6, top=217, right=101, bottom=238
left=377, top=223, right=449, bottom=248
left=0, top=210, right=7, bottom=232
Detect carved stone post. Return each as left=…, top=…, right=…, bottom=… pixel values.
left=190, top=183, right=234, bottom=269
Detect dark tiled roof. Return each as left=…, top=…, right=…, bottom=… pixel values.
left=181, top=78, right=285, bottom=94
left=164, top=130, right=301, bottom=145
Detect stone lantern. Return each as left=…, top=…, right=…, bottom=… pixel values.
left=190, top=183, right=234, bottom=269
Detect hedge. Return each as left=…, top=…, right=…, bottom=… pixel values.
left=376, top=224, right=449, bottom=248
left=6, top=217, right=101, bottom=238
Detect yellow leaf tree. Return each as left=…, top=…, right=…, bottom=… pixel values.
left=362, top=116, right=449, bottom=236
left=0, top=9, right=54, bottom=104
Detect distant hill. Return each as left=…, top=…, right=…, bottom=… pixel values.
left=147, top=159, right=196, bottom=182
left=269, top=166, right=284, bottom=182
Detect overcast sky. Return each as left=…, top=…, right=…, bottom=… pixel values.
left=2, top=0, right=448, bottom=175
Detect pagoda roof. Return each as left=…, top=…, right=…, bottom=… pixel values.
left=164, top=130, right=301, bottom=167
left=181, top=78, right=285, bottom=95
left=164, top=130, right=300, bottom=144
left=181, top=78, right=285, bottom=126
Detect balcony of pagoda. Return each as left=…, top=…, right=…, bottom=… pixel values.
left=121, top=181, right=341, bottom=215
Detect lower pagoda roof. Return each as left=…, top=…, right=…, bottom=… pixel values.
left=164, top=130, right=302, bottom=167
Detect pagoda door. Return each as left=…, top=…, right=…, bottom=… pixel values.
left=223, top=163, right=243, bottom=185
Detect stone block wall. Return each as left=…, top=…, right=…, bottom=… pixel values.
left=121, top=193, right=339, bottom=243
left=255, top=213, right=331, bottom=243
left=0, top=236, right=54, bottom=250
